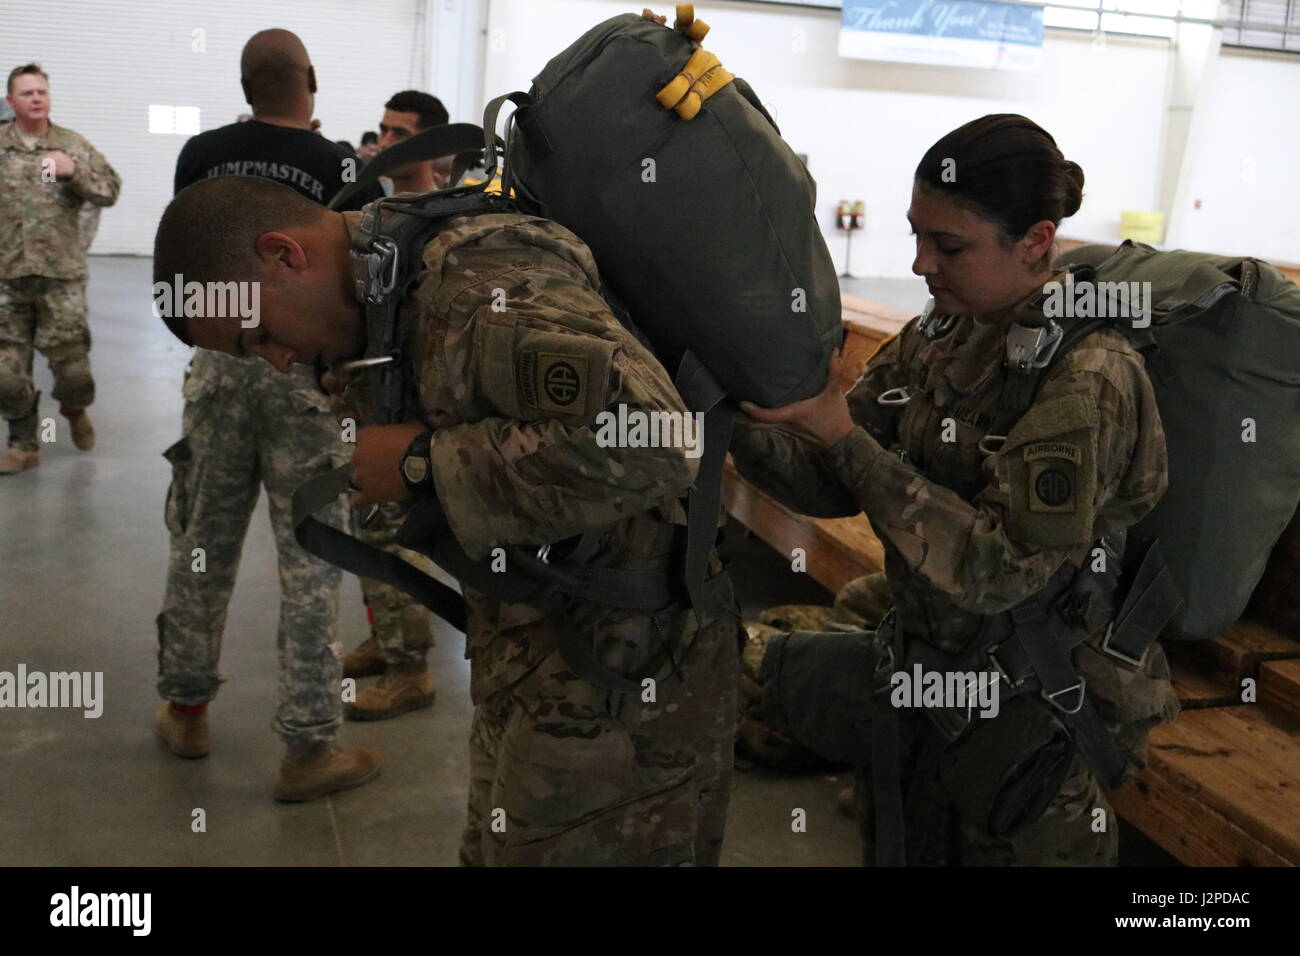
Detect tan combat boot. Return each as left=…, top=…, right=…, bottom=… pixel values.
left=0, top=446, right=39, bottom=475
left=155, top=701, right=210, bottom=758
left=345, top=662, right=434, bottom=721
left=342, top=636, right=386, bottom=679
left=273, top=742, right=382, bottom=802
left=63, top=408, right=95, bottom=451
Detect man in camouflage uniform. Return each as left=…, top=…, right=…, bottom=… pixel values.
left=0, top=64, right=119, bottom=474
left=337, top=87, right=454, bottom=720
left=153, top=30, right=388, bottom=800
left=733, top=280, right=1180, bottom=865
left=153, top=176, right=740, bottom=865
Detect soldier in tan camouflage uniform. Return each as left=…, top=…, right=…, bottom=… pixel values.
left=734, top=115, right=1180, bottom=866
left=0, top=64, right=119, bottom=474
left=152, top=176, right=740, bottom=866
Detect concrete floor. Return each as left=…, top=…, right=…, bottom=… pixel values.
left=0, top=258, right=1172, bottom=866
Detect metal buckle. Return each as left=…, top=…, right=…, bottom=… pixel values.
left=536, top=543, right=552, bottom=565
left=1100, top=621, right=1149, bottom=668
left=357, top=238, right=400, bottom=304
left=1041, top=677, right=1087, bottom=715
left=876, top=386, right=912, bottom=406
left=1005, top=320, right=1063, bottom=374
left=985, top=642, right=1022, bottom=690
left=977, top=434, right=1007, bottom=456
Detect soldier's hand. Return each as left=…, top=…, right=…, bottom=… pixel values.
left=47, top=150, right=76, bottom=179
left=349, top=423, right=428, bottom=508
left=739, top=351, right=857, bottom=448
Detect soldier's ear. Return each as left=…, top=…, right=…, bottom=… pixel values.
left=307, top=66, right=318, bottom=95
left=1020, top=220, right=1056, bottom=267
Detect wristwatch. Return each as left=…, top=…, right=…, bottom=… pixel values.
left=399, top=430, right=435, bottom=497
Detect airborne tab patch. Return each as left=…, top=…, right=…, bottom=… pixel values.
left=1024, top=441, right=1080, bottom=514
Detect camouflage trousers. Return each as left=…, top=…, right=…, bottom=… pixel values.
left=0, top=276, right=92, bottom=449
left=460, top=608, right=740, bottom=866
left=156, top=355, right=350, bottom=747
left=763, top=619, right=1177, bottom=865
left=357, top=504, right=435, bottom=666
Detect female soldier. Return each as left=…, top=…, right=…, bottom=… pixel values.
left=733, top=114, right=1180, bottom=866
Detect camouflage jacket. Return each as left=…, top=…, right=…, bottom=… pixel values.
left=733, top=279, right=1170, bottom=655
left=342, top=208, right=706, bottom=701
left=0, top=121, right=121, bottom=280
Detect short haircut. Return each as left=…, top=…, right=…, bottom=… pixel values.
left=240, top=29, right=311, bottom=114
left=360, top=130, right=378, bottom=145
left=8, top=63, right=48, bottom=95
left=153, top=176, right=324, bottom=345
left=384, top=90, right=448, bottom=131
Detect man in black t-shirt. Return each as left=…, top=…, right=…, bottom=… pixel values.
left=174, top=116, right=380, bottom=209
left=155, top=28, right=385, bottom=802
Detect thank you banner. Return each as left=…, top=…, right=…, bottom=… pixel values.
left=840, top=0, right=1045, bottom=71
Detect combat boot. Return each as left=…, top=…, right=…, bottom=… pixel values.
left=273, top=742, right=382, bottom=802
left=1, top=393, right=40, bottom=475
left=342, top=636, right=386, bottom=679
left=0, top=445, right=39, bottom=475
left=155, top=701, right=210, bottom=758
left=345, top=661, right=434, bottom=721
left=63, top=408, right=95, bottom=451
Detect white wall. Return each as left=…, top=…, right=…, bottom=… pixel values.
left=1168, top=49, right=1300, bottom=265
left=483, top=0, right=1171, bottom=278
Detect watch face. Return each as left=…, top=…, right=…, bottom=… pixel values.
left=402, top=455, right=429, bottom=485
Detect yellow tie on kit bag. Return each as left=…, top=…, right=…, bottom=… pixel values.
left=648, top=4, right=734, bottom=121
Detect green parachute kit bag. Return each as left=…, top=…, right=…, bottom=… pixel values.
left=1054, top=240, right=1300, bottom=639
left=503, top=7, right=841, bottom=407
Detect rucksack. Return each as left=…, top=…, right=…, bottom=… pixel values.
left=294, top=6, right=840, bottom=689
left=1052, top=240, right=1300, bottom=639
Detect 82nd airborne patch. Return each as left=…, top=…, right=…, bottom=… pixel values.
left=518, top=350, right=588, bottom=416
left=1023, top=440, right=1080, bottom=513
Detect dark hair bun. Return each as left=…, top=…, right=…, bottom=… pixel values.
left=1061, top=160, right=1084, bottom=219
left=915, top=114, right=1087, bottom=237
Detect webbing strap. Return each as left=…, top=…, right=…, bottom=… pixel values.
left=1009, top=599, right=1129, bottom=789
left=328, top=122, right=486, bottom=211
left=1108, top=540, right=1183, bottom=663
left=674, top=352, right=732, bottom=623
left=291, top=466, right=468, bottom=632
left=869, top=615, right=907, bottom=867
left=480, top=93, right=530, bottom=183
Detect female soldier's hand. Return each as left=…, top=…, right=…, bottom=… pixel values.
left=739, top=351, right=857, bottom=449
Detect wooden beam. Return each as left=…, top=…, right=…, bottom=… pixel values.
left=723, top=460, right=883, bottom=595
left=1259, top=659, right=1300, bottom=730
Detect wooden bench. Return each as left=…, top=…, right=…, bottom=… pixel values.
left=726, top=296, right=1300, bottom=867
